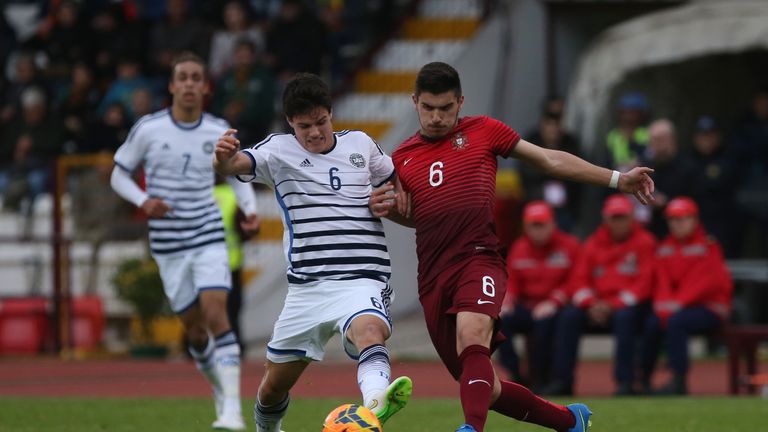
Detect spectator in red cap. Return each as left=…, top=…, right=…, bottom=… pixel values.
left=498, top=201, right=581, bottom=389
left=640, top=197, right=732, bottom=395
left=542, top=194, right=656, bottom=396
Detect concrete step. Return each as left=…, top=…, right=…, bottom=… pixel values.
left=418, top=0, right=483, bottom=19
left=372, top=40, right=468, bottom=71
left=355, top=71, right=417, bottom=93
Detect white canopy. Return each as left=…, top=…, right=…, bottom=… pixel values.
left=565, top=0, right=768, bottom=149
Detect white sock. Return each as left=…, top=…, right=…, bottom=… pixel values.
left=214, top=331, right=242, bottom=417
left=255, top=395, right=289, bottom=432
left=357, top=344, right=391, bottom=413
left=189, top=336, right=221, bottom=409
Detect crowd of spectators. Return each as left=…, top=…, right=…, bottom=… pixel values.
left=500, top=197, right=732, bottom=397
left=501, top=88, right=767, bottom=397
left=518, top=90, right=768, bottom=260
left=0, top=0, right=398, bottom=218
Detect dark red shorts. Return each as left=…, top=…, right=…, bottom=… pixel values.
left=418, top=253, right=507, bottom=380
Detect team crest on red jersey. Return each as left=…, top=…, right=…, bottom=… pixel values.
left=451, top=132, right=468, bottom=150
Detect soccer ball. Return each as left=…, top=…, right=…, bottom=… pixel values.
left=322, top=403, right=382, bottom=431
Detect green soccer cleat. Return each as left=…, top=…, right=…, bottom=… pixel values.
left=374, top=376, right=413, bottom=424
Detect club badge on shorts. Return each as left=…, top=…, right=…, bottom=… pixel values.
left=451, top=132, right=468, bottom=150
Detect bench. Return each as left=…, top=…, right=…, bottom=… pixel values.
left=724, top=325, right=768, bottom=394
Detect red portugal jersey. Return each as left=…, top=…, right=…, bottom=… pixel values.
left=392, top=116, right=520, bottom=287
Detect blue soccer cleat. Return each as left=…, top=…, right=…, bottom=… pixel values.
left=567, top=403, right=593, bottom=432
left=455, top=424, right=477, bottom=432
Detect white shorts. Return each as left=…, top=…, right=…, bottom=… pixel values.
left=153, top=244, right=231, bottom=313
left=266, top=280, right=392, bottom=363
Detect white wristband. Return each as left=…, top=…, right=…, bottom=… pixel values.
left=609, top=170, right=620, bottom=189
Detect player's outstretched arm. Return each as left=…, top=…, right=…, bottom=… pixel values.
left=213, top=129, right=254, bottom=176
left=369, top=182, right=415, bottom=228
left=511, top=139, right=655, bottom=204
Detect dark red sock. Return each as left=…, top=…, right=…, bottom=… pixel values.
left=490, top=380, right=575, bottom=431
left=458, top=345, right=495, bottom=431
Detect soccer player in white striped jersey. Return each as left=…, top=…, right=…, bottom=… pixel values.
left=110, top=53, right=258, bottom=431
left=214, top=73, right=412, bottom=432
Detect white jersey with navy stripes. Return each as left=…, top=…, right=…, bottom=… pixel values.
left=240, top=130, right=394, bottom=287
left=114, top=109, right=230, bottom=256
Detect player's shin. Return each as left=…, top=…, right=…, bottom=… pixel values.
left=357, top=344, right=391, bottom=412
left=255, top=395, right=289, bottom=432
left=490, top=380, right=575, bottom=431
left=189, top=335, right=222, bottom=413
left=458, top=345, right=495, bottom=431
left=214, top=330, right=243, bottom=419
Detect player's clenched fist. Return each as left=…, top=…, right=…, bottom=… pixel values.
left=215, top=128, right=240, bottom=162
left=369, top=182, right=396, bottom=218
left=213, top=129, right=253, bottom=176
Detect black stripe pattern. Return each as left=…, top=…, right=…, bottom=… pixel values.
left=242, top=131, right=395, bottom=284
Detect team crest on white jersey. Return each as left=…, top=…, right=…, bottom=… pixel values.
left=349, top=153, right=366, bottom=168
left=452, top=132, right=468, bottom=150
left=203, top=141, right=215, bottom=153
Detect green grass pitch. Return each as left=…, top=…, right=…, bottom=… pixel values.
left=0, top=397, right=766, bottom=431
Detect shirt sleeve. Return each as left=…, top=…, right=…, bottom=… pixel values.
left=113, top=119, right=150, bottom=172
left=238, top=136, right=276, bottom=186
left=226, top=176, right=258, bottom=216
left=484, top=116, right=521, bottom=157
left=367, top=134, right=395, bottom=187
left=110, top=165, right=148, bottom=208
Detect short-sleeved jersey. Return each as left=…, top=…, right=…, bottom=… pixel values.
left=392, top=116, right=520, bottom=289
left=114, top=109, right=230, bottom=256
left=240, top=130, right=395, bottom=286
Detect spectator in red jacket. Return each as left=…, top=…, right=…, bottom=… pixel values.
left=542, top=194, right=656, bottom=396
left=498, top=201, right=580, bottom=389
left=640, top=197, right=732, bottom=395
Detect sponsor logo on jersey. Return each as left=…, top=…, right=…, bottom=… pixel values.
left=451, top=132, right=468, bottom=150
left=299, top=158, right=313, bottom=167
left=349, top=153, right=366, bottom=168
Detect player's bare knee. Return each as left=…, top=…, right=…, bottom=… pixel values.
left=348, top=317, right=389, bottom=348
left=456, top=325, right=492, bottom=352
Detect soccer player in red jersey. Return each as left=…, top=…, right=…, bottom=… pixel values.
left=369, top=62, right=655, bottom=432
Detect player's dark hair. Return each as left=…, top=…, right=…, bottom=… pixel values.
left=415, top=62, right=462, bottom=97
left=170, top=51, right=207, bottom=81
left=283, top=73, right=333, bottom=119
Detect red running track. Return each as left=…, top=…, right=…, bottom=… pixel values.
left=0, top=358, right=733, bottom=398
